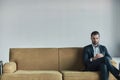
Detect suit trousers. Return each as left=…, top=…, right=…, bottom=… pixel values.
left=86, top=57, right=119, bottom=80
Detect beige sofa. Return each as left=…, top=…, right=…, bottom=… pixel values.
left=1, top=48, right=116, bottom=80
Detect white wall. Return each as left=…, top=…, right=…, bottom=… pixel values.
left=112, top=0, right=120, bottom=57
left=0, top=0, right=120, bottom=63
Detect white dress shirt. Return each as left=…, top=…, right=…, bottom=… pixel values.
left=90, top=44, right=100, bottom=62
left=92, top=44, right=100, bottom=57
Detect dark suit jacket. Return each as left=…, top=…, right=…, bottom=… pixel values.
left=83, top=44, right=112, bottom=68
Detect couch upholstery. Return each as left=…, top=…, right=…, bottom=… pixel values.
left=1, top=48, right=117, bottom=80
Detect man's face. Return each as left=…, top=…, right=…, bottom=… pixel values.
left=91, top=34, right=100, bottom=45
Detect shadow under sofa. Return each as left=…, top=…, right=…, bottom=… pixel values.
left=1, top=48, right=117, bottom=80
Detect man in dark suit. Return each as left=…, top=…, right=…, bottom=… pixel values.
left=83, top=31, right=120, bottom=80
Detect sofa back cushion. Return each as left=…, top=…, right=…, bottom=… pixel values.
left=59, top=48, right=85, bottom=71
left=9, top=48, right=59, bottom=70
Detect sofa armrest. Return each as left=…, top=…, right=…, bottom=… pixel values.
left=3, top=62, right=17, bottom=73
left=111, top=60, right=117, bottom=67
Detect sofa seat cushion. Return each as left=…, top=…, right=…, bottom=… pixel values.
left=62, top=71, right=115, bottom=80
left=1, top=70, right=62, bottom=80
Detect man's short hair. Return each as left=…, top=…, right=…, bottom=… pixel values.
left=91, top=31, right=100, bottom=37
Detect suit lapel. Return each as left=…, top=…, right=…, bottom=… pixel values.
left=99, top=45, right=105, bottom=55
left=99, top=45, right=102, bottom=53
left=90, top=44, right=94, bottom=57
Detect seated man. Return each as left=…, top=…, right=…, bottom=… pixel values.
left=83, top=31, right=120, bottom=80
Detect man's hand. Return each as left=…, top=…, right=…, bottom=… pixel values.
left=92, top=56, right=98, bottom=60
left=92, top=53, right=104, bottom=60
left=96, top=53, right=104, bottom=58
